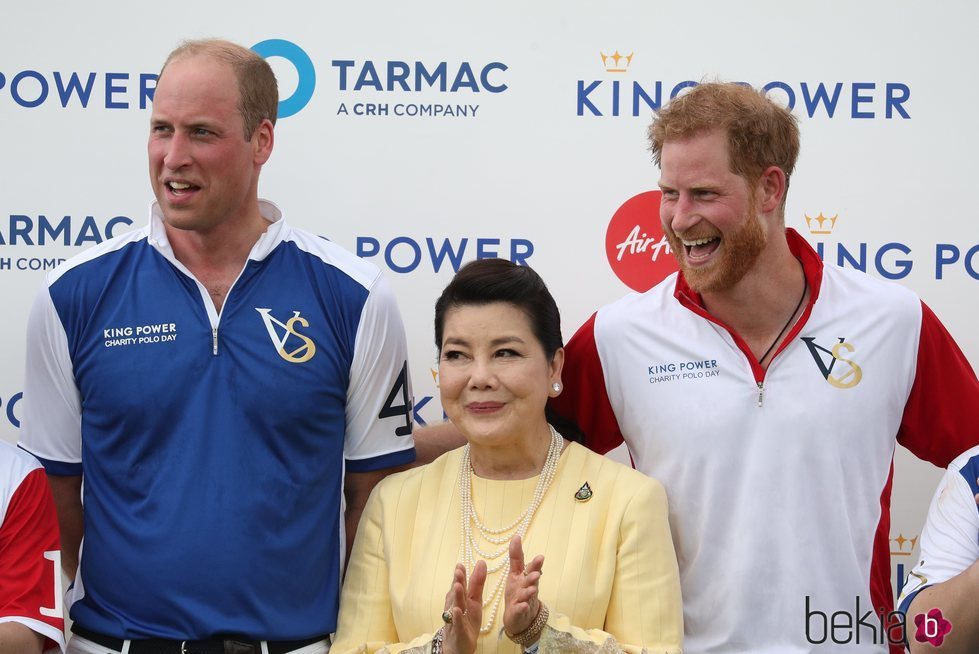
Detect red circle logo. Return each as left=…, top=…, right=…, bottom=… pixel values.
left=605, top=191, right=678, bottom=292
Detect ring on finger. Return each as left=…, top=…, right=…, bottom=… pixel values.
left=442, top=610, right=453, bottom=624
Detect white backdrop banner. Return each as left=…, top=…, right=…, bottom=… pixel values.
left=3, top=0, right=976, bottom=607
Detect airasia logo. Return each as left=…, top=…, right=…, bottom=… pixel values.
left=605, top=190, right=678, bottom=292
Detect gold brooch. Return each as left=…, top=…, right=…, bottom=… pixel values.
left=574, top=482, right=593, bottom=502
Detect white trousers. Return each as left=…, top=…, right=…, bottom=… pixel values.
left=67, top=634, right=330, bottom=654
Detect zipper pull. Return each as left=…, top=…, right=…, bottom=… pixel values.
left=212, top=327, right=218, bottom=356
left=757, top=381, right=764, bottom=407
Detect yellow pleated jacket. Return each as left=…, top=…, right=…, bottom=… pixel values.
left=332, top=442, right=683, bottom=654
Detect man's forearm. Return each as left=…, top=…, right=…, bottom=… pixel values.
left=908, top=560, right=979, bottom=653
left=412, top=421, right=466, bottom=465
left=48, top=474, right=83, bottom=578
left=0, top=622, right=45, bottom=654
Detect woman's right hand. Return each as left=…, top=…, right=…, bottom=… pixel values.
left=440, top=560, right=487, bottom=654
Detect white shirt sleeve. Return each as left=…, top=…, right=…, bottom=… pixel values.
left=17, top=282, right=83, bottom=473
left=343, top=272, right=415, bottom=471
left=898, top=449, right=979, bottom=613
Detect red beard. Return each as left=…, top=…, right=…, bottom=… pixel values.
left=665, top=197, right=767, bottom=294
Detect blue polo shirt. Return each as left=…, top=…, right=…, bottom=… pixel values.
left=19, top=200, right=415, bottom=640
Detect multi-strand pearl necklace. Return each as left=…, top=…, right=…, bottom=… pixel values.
left=458, top=424, right=563, bottom=634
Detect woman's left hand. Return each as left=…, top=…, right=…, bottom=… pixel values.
left=503, top=534, right=545, bottom=636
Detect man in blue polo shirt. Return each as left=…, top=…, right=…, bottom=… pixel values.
left=18, top=39, right=415, bottom=654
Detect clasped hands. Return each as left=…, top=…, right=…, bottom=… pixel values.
left=439, top=535, right=545, bottom=654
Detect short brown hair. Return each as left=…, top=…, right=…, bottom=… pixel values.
left=648, top=82, right=799, bottom=191
left=161, top=39, right=278, bottom=140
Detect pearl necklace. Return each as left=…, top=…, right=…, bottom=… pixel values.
left=458, top=424, right=563, bottom=634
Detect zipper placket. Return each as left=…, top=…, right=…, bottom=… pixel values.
left=677, top=288, right=790, bottom=409
left=673, top=236, right=821, bottom=411
left=183, top=265, right=250, bottom=357
left=153, top=210, right=276, bottom=357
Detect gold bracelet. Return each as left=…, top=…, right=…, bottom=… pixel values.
left=505, top=602, right=549, bottom=646
left=432, top=626, right=445, bottom=654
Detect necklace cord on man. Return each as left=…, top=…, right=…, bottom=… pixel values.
left=758, top=277, right=808, bottom=364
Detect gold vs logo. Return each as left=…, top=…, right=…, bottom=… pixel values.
left=801, top=337, right=862, bottom=389
left=255, top=308, right=317, bottom=363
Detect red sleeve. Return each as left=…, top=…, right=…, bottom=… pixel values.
left=897, top=301, right=979, bottom=466
left=0, top=467, right=64, bottom=649
left=548, top=312, right=624, bottom=454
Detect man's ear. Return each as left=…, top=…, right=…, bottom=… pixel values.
left=756, top=165, right=787, bottom=214
left=252, top=118, right=275, bottom=165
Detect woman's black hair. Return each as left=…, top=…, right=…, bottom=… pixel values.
left=434, top=258, right=584, bottom=442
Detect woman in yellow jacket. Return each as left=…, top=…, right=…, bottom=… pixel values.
left=332, top=259, right=682, bottom=654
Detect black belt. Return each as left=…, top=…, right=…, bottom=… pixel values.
left=71, top=625, right=327, bottom=654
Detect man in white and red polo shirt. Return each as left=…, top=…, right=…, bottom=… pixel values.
left=0, top=440, right=64, bottom=654
left=548, top=82, right=979, bottom=654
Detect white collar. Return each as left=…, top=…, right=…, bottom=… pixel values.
left=146, top=199, right=289, bottom=263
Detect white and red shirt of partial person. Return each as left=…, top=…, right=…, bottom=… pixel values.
left=0, top=440, right=65, bottom=652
